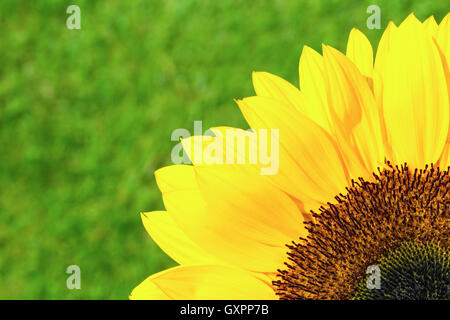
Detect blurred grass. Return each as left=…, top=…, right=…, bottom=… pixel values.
left=0, top=0, right=447, bottom=299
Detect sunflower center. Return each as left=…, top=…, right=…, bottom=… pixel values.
left=354, top=241, right=449, bottom=300
left=273, top=163, right=450, bottom=299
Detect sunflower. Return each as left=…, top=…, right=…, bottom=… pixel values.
left=130, top=13, right=450, bottom=300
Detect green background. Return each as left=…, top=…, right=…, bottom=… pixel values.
left=0, top=0, right=447, bottom=299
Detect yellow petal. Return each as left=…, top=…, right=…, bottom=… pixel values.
left=374, top=22, right=397, bottom=73
left=194, top=164, right=306, bottom=242
left=423, top=15, right=438, bottom=35
left=375, top=14, right=449, bottom=167
left=436, top=14, right=450, bottom=71
left=155, top=164, right=196, bottom=193
left=155, top=165, right=304, bottom=272
left=130, top=265, right=277, bottom=300
left=180, top=127, right=315, bottom=217
left=298, top=46, right=331, bottom=131
left=322, top=45, right=385, bottom=174
left=346, top=28, right=374, bottom=77
left=237, top=96, right=349, bottom=207
left=130, top=275, right=170, bottom=299
left=435, top=14, right=450, bottom=167
left=252, top=71, right=304, bottom=111
left=141, top=211, right=219, bottom=265
left=373, top=22, right=398, bottom=160
left=181, top=127, right=260, bottom=166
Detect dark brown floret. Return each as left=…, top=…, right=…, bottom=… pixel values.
left=273, top=162, right=450, bottom=299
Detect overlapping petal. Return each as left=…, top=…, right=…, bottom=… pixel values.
left=322, top=45, right=385, bottom=173
left=155, top=164, right=305, bottom=272
left=141, top=211, right=220, bottom=265
left=237, top=96, right=351, bottom=207
left=130, top=265, right=277, bottom=300
left=374, top=14, right=449, bottom=168
left=346, top=28, right=374, bottom=77
left=298, top=46, right=332, bottom=132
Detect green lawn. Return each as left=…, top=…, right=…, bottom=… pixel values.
left=0, top=0, right=447, bottom=299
